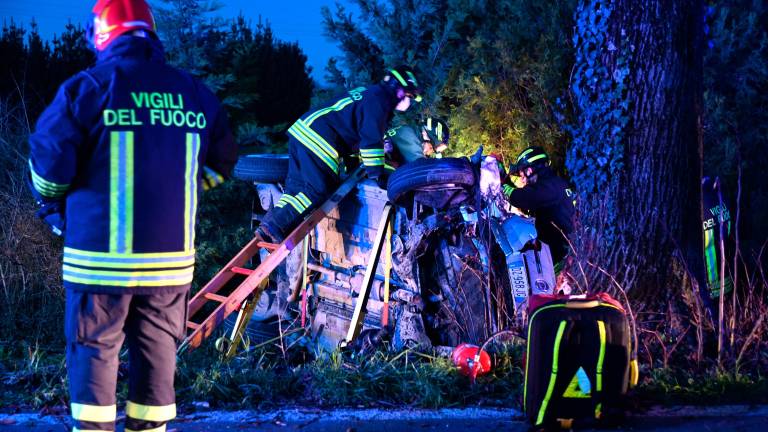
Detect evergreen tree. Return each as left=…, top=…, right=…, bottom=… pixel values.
left=322, top=0, right=576, bottom=164
left=49, top=23, right=95, bottom=98
left=25, top=20, right=52, bottom=108
left=703, top=0, right=768, bottom=261
left=155, top=0, right=232, bottom=92
left=0, top=21, right=28, bottom=99
left=155, top=1, right=313, bottom=149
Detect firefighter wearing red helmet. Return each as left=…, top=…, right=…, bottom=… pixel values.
left=27, top=1, right=237, bottom=431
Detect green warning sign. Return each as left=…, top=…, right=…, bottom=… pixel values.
left=563, top=367, right=591, bottom=398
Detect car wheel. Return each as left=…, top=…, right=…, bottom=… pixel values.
left=234, top=154, right=290, bottom=183
left=387, top=157, right=476, bottom=209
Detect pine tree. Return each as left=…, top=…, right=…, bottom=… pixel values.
left=322, top=0, right=576, bottom=163
left=155, top=1, right=313, bottom=149
left=703, top=0, right=768, bottom=260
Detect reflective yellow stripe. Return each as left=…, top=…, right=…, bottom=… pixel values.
left=295, top=192, right=312, bottom=208
left=63, top=247, right=195, bottom=258
left=63, top=265, right=194, bottom=287
left=360, top=148, right=385, bottom=156
left=202, top=166, right=225, bottom=191
left=63, top=256, right=195, bottom=269
left=295, top=120, right=339, bottom=158
left=126, top=401, right=176, bottom=422
left=363, top=159, right=384, bottom=166
left=62, top=275, right=193, bottom=287
left=596, top=320, right=606, bottom=419
left=184, top=133, right=201, bottom=250
left=305, top=97, right=354, bottom=125
left=596, top=320, right=606, bottom=391
left=71, top=403, right=116, bottom=423
left=63, top=248, right=195, bottom=270
left=29, top=160, right=69, bottom=197
left=536, top=320, right=567, bottom=426
left=517, top=148, right=534, bottom=162
left=390, top=69, right=408, bottom=87
left=279, top=194, right=305, bottom=213
left=109, top=131, right=134, bottom=254
left=288, top=125, right=339, bottom=173
left=63, top=265, right=193, bottom=278
left=630, top=359, right=639, bottom=387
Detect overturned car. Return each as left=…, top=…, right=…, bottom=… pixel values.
left=227, top=152, right=558, bottom=354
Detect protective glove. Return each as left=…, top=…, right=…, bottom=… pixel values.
left=35, top=201, right=66, bottom=237
left=469, top=145, right=484, bottom=165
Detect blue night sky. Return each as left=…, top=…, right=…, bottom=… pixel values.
left=0, top=0, right=354, bottom=82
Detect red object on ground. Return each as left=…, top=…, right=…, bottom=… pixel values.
left=452, top=343, right=492, bottom=379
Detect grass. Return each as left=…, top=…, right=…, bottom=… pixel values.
left=0, top=340, right=525, bottom=411
left=2, top=98, right=768, bottom=414
left=4, top=336, right=768, bottom=413
left=636, top=367, right=768, bottom=406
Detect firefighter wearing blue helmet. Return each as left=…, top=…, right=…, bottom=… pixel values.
left=27, top=1, right=237, bottom=431
left=256, top=65, right=422, bottom=243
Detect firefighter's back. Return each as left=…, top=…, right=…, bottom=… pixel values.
left=30, top=35, right=233, bottom=293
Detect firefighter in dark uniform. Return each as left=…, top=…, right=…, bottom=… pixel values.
left=503, top=146, right=575, bottom=263
left=256, top=66, right=422, bottom=243
left=27, top=1, right=237, bottom=431
left=384, top=117, right=450, bottom=167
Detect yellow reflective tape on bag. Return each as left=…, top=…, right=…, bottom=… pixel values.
left=536, top=320, right=567, bottom=426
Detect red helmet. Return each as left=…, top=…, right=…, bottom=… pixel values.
left=92, top=0, right=156, bottom=51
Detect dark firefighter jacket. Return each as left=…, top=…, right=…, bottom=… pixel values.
left=287, top=83, right=398, bottom=180
left=27, top=36, right=237, bottom=294
left=384, top=124, right=424, bottom=166
left=506, top=166, right=575, bottom=260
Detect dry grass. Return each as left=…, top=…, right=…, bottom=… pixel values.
left=0, top=100, right=64, bottom=345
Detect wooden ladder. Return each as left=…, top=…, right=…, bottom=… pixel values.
left=179, top=167, right=366, bottom=352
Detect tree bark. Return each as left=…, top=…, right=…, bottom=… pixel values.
left=568, top=0, right=706, bottom=299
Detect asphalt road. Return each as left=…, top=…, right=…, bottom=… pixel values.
left=2, top=407, right=768, bottom=431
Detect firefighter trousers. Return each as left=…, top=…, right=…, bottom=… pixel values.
left=65, top=289, right=187, bottom=432
left=260, top=137, right=340, bottom=240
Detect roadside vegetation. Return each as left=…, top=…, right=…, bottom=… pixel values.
left=1, top=0, right=767, bottom=415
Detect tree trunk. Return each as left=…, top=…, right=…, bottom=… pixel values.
left=567, top=0, right=705, bottom=299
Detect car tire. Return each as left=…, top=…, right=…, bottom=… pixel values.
left=387, top=157, right=476, bottom=208
left=233, top=154, right=290, bottom=183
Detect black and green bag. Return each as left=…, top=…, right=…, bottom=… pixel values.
left=524, top=293, right=638, bottom=430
